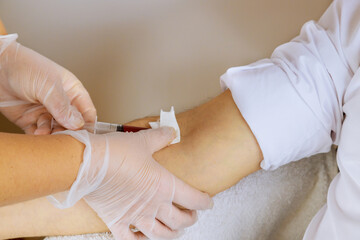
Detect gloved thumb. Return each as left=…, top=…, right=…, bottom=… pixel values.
left=42, top=81, right=84, bottom=130
left=144, top=127, right=176, bottom=153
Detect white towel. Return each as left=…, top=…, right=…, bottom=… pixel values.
left=46, top=148, right=337, bottom=240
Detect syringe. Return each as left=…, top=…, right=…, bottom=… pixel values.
left=51, top=118, right=149, bottom=134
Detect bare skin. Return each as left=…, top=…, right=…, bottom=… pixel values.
left=133, top=90, right=263, bottom=195
left=0, top=19, right=6, bottom=35
left=0, top=90, right=263, bottom=238
left=0, top=133, right=84, bottom=206
left=0, top=19, right=87, bottom=206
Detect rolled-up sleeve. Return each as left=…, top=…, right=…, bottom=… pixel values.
left=222, top=0, right=360, bottom=238
left=221, top=0, right=358, bottom=171
left=303, top=69, right=360, bottom=239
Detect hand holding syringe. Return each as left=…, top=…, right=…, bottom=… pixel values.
left=51, top=117, right=149, bottom=134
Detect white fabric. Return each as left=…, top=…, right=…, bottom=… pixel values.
left=304, top=69, right=360, bottom=239
left=221, top=0, right=360, bottom=238
left=45, top=150, right=338, bottom=240
left=149, top=106, right=180, bottom=144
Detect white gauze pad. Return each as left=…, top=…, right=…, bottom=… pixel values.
left=149, top=106, right=180, bottom=144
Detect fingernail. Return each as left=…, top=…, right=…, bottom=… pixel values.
left=70, top=112, right=85, bottom=129
left=34, top=129, right=42, bottom=135
left=161, top=126, right=176, bottom=138
left=209, top=198, right=214, bottom=209
left=167, top=128, right=176, bottom=145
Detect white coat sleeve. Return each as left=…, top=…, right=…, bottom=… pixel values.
left=303, top=70, right=360, bottom=239
left=221, top=0, right=360, bottom=238
left=220, top=0, right=359, bottom=170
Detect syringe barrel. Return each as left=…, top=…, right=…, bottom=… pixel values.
left=94, top=121, right=117, bottom=134
left=51, top=118, right=147, bottom=134
left=51, top=119, right=116, bottom=134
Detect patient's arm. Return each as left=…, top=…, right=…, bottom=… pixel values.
left=137, top=90, right=263, bottom=195
left=0, top=19, right=7, bottom=35
left=0, top=90, right=263, bottom=238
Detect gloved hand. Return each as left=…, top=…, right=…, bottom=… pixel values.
left=0, top=34, right=96, bottom=134
left=49, top=127, right=213, bottom=240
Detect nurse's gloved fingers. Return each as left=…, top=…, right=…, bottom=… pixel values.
left=41, top=81, right=84, bottom=130
left=14, top=104, right=47, bottom=131
left=52, top=125, right=66, bottom=133
left=136, top=217, right=184, bottom=240
left=23, top=124, right=37, bottom=135
left=110, top=223, right=147, bottom=240
left=142, top=127, right=176, bottom=153
left=62, top=71, right=97, bottom=123
left=15, top=105, right=45, bottom=134
left=81, top=107, right=97, bottom=125
left=34, top=112, right=52, bottom=135
left=156, top=204, right=197, bottom=230
left=172, top=176, right=213, bottom=211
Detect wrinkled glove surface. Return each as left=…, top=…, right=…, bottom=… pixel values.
left=50, top=127, right=213, bottom=240
left=0, top=34, right=96, bottom=134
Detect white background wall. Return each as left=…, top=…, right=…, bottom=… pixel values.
left=0, top=0, right=331, bottom=133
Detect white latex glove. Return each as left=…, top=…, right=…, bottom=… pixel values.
left=49, top=127, right=213, bottom=240
left=0, top=34, right=96, bottom=134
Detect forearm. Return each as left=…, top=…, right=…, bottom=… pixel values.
left=0, top=19, right=7, bottom=35
left=0, top=90, right=263, bottom=238
left=0, top=133, right=83, bottom=206
left=0, top=198, right=107, bottom=239
left=152, top=90, right=262, bottom=195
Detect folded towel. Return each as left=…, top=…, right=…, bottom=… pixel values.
left=46, top=148, right=337, bottom=240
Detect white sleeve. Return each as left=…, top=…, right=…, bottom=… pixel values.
left=220, top=0, right=359, bottom=170
left=303, top=70, right=360, bottom=239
